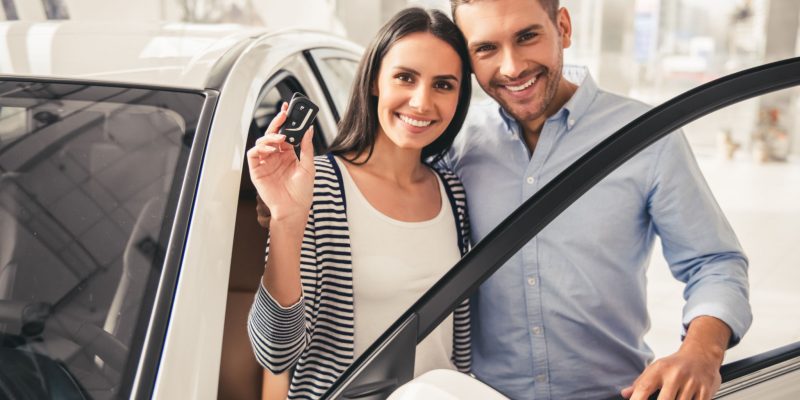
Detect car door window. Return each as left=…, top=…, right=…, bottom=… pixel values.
left=306, top=49, right=360, bottom=121
left=0, top=80, right=206, bottom=400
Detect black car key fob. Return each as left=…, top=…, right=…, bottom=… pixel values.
left=279, top=92, right=319, bottom=148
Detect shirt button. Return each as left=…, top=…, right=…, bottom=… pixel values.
left=526, top=176, right=535, bottom=184
left=532, top=326, right=542, bottom=335
left=527, top=277, right=537, bottom=286
left=568, top=118, right=576, bottom=127
left=535, top=374, right=547, bottom=383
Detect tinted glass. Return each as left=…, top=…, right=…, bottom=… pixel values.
left=0, top=80, right=205, bottom=399
left=311, top=54, right=358, bottom=117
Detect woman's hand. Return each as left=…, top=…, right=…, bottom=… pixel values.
left=247, top=102, right=316, bottom=224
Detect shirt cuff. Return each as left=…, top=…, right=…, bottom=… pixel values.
left=681, top=296, right=752, bottom=348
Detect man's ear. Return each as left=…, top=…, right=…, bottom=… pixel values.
left=557, top=7, right=573, bottom=49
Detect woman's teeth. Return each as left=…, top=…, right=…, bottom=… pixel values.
left=399, top=114, right=432, bottom=127
left=506, top=76, right=537, bottom=92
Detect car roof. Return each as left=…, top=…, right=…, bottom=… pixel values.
left=0, top=21, right=355, bottom=90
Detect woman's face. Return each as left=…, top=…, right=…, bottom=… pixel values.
left=373, top=31, right=462, bottom=152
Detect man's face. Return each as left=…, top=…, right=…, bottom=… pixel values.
left=455, top=0, right=571, bottom=123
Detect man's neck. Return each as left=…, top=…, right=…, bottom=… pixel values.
left=519, top=77, right=578, bottom=154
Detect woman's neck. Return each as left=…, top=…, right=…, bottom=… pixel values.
left=345, top=133, right=428, bottom=185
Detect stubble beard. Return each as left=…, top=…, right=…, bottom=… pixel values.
left=494, top=51, right=564, bottom=125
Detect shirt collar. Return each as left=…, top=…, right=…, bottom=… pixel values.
left=497, top=65, right=598, bottom=135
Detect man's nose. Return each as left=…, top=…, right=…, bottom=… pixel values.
left=408, top=85, right=432, bottom=112
left=499, top=47, right=525, bottom=80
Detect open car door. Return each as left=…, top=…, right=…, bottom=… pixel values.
left=321, top=56, right=800, bottom=400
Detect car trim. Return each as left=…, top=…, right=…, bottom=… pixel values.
left=0, top=75, right=204, bottom=93
left=326, top=56, right=800, bottom=399
left=205, top=37, right=256, bottom=91
left=716, top=341, right=800, bottom=396
left=126, top=89, right=220, bottom=400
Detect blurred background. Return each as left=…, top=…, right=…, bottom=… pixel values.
left=3, top=0, right=798, bottom=364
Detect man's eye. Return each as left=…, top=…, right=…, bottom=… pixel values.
left=519, top=32, right=537, bottom=42
left=475, top=44, right=495, bottom=54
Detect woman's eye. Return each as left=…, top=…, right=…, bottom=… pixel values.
left=434, top=81, right=454, bottom=90
left=395, top=73, right=413, bottom=83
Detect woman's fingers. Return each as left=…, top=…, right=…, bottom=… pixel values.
left=299, top=126, right=315, bottom=169
left=265, top=102, right=289, bottom=134
left=255, top=133, right=287, bottom=146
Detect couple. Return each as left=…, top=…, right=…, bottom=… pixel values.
left=247, top=1, right=751, bottom=399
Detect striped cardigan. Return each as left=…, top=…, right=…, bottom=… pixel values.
left=247, top=153, right=471, bottom=399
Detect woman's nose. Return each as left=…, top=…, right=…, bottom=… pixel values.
left=408, top=85, right=432, bottom=112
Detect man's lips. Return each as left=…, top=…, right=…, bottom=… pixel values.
left=496, top=71, right=545, bottom=93
left=504, top=76, right=537, bottom=92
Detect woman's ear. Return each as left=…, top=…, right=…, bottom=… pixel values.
left=371, top=81, right=379, bottom=97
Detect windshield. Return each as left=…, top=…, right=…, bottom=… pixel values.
left=0, top=80, right=205, bottom=399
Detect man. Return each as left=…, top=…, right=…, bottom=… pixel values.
left=445, top=0, right=751, bottom=399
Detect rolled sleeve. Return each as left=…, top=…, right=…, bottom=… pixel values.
left=649, top=132, right=753, bottom=348
left=681, top=277, right=752, bottom=347
left=247, top=282, right=307, bottom=373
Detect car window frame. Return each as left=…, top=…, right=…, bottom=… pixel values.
left=324, top=56, right=800, bottom=399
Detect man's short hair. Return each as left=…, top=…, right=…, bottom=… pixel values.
left=450, top=0, right=560, bottom=24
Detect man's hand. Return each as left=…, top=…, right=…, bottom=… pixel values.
left=621, top=316, right=731, bottom=400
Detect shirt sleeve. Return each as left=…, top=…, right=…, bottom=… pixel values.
left=247, top=223, right=313, bottom=373
left=647, top=132, right=752, bottom=346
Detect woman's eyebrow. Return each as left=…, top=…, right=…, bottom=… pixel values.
left=393, top=66, right=459, bottom=82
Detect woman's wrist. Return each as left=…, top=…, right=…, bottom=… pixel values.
left=269, top=211, right=309, bottom=233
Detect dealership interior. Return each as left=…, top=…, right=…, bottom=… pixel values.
left=2, top=0, right=799, bottom=396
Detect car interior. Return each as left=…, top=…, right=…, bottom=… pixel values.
left=217, top=76, right=328, bottom=400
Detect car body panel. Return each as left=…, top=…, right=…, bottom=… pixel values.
left=0, top=21, right=261, bottom=89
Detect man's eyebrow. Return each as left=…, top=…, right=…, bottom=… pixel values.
left=393, top=66, right=459, bottom=82
left=469, top=24, right=545, bottom=49
left=515, top=24, right=545, bottom=37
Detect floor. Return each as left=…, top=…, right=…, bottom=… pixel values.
left=644, top=155, right=800, bottom=363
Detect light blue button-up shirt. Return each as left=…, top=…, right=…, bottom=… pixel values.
left=445, top=68, right=751, bottom=399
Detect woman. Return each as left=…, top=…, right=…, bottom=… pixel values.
left=246, top=8, right=472, bottom=399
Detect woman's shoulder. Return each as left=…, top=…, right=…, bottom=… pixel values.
left=311, top=154, right=345, bottom=195
left=429, top=162, right=464, bottom=191
left=312, top=154, right=339, bottom=178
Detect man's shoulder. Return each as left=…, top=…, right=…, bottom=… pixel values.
left=589, top=87, right=654, bottom=121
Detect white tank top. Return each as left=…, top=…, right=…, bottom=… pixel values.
left=335, top=157, right=460, bottom=376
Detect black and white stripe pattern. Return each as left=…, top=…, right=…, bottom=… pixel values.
left=248, top=153, right=471, bottom=399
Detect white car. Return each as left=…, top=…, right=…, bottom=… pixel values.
left=1, top=21, right=799, bottom=400
left=0, top=21, right=363, bottom=399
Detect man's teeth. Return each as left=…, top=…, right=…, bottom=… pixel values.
left=399, top=114, right=432, bottom=127
left=506, top=77, right=537, bottom=92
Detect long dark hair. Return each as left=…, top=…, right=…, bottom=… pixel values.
left=328, top=7, right=471, bottom=165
